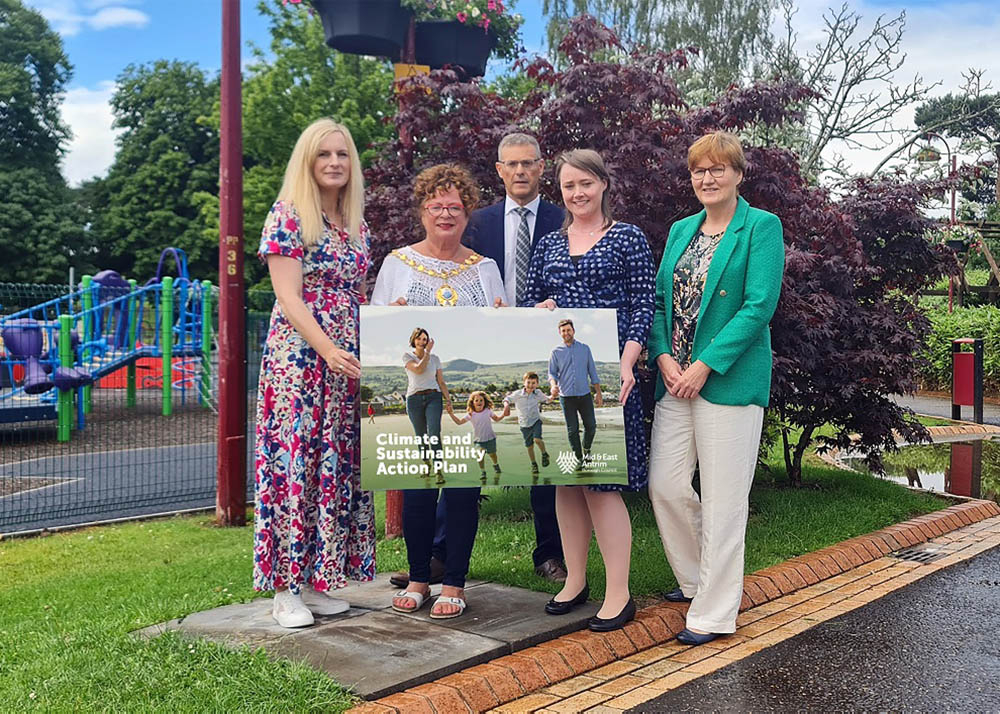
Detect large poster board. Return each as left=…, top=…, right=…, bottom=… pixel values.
left=360, top=306, right=628, bottom=490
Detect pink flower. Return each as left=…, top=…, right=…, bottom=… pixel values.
left=456, top=11, right=467, bottom=23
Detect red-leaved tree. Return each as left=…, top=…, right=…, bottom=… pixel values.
left=365, top=16, right=950, bottom=485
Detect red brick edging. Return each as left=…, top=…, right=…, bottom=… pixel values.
left=352, top=499, right=1000, bottom=713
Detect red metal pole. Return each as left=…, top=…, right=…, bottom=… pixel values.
left=217, top=0, right=247, bottom=526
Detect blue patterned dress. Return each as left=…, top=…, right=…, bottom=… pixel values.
left=522, top=222, right=656, bottom=491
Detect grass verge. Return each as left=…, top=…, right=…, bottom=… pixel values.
left=0, top=464, right=945, bottom=712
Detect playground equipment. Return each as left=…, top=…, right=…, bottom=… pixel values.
left=0, top=249, right=215, bottom=440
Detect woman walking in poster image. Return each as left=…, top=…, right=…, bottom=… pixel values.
left=523, top=149, right=656, bottom=632
left=254, top=118, right=375, bottom=629
left=447, top=391, right=505, bottom=483
left=647, top=131, right=784, bottom=645
left=401, top=327, right=453, bottom=485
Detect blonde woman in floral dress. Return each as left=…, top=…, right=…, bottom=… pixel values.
left=254, top=119, right=375, bottom=628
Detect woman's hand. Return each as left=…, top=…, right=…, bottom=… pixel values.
left=323, top=346, right=361, bottom=379
left=389, top=297, right=408, bottom=306
left=534, top=299, right=557, bottom=310
left=656, top=353, right=682, bottom=392
left=669, top=360, right=711, bottom=399
left=619, top=362, right=636, bottom=405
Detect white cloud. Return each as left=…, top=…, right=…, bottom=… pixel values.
left=87, top=6, right=149, bottom=31
left=26, top=0, right=149, bottom=36
left=60, top=81, right=121, bottom=185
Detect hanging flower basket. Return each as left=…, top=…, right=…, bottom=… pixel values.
left=415, top=19, right=497, bottom=76
left=310, top=0, right=413, bottom=59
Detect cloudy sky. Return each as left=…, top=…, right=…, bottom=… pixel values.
left=24, top=0, right=1000, bottom=186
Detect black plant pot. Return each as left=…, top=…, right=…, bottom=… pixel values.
left=415, top=20, right=497, bottom=77
left=311, top=0, right=412, bottom=59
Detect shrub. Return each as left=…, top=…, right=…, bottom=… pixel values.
left=918, top=305, right=1000, bottom=394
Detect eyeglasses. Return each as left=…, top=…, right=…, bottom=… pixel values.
left=690, top=165, right=727, bottom=180
left=424, top=204, right=466, bottom=217
left=499, top=159, right=541, bottom=171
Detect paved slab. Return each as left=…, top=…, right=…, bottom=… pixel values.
left=637, top=543, right=1000, bottom=712
left=136, top=574, right=598, bottom=699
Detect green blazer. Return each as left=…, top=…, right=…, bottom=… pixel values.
left=647, top=196, right=785, bottom=407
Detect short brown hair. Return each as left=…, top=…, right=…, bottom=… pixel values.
left=523, top=371, right=539, bottom=382
left=408, top=327, right=429, bottom=348
left=554, top=149, right=613, bottom=231
left=688, top=131, right=747, bottom=174
left=412, top=163, right=480, bottom=218
left=558, top=319, right=574, bottom=329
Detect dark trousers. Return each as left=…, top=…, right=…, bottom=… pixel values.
left=432, top=487, right=561, bottom=568
left=530, top=485, right=562, bottom=566
left=403, top=487, right=480, bottom=588
left=561, top=394, right=597, bottom=460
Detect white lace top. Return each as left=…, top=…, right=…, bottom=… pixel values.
left=370, top=245, right=505, bottom=307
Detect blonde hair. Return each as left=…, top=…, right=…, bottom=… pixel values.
left=467, top=391, right=493, bottom=412
left=554, top=149, right=614, bottom=231
left=277, top=118, right=365, bottom=247
left=688, top=131, right=747, bottom=174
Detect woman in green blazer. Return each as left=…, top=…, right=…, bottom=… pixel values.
left=646, top=131, right=784, bottom=645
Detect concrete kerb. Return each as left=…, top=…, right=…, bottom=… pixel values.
left=352, top=498, right=1000, bottom=713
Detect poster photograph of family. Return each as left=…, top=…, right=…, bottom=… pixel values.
left=360, top=306, right=629, bottom=490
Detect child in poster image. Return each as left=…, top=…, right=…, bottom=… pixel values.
left=447, top=391, right=505, bottom=482
left=504, top=372, right=553, bottom=475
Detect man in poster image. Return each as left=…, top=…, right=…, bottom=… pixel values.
left=549, top=319, right=603, bottom=471
left=465, top=132, right=567, bottom=582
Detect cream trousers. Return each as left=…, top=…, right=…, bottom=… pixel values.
left=648, top=393, right=764, bottom=633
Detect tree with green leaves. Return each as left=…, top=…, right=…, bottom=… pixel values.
left=0, top=0, right=85, bottom=283
left=915, top=90, right=1000, bottom=204
left=542, top=0, right=776, bottom=93
left=87, top=61, right=219, bottom=281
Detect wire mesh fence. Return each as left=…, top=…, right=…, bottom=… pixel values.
left=0, top=281, right=274, bottom=535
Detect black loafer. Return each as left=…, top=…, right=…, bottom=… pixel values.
left=544, top=584, right=589, bottom=615
left=588, top=597, right=636, bottom=632
left=676, top=628, right=720, bottom=645
left=663, top=588, right=693, bottom=603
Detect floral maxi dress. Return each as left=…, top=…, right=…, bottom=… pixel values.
left=253, top=200, right=376, bottom=593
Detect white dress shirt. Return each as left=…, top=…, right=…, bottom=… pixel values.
left=502, top=194, right=541, bottom=306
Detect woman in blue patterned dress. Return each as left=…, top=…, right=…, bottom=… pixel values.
left=254, top=119, right=375, bottom=628
left=523, top=149, right=655, bottom=632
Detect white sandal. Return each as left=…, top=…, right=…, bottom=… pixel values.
left=430, top=595, right=467, bottom=619
left=391, top=589, right=428, bottom=613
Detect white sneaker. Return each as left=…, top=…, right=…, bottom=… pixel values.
left=305, top=587, right=350, bottom=616
left=272, top=589, right=314, bottom=628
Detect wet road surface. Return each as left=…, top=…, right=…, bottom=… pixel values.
left=635, top=546, right=1000, bottom=712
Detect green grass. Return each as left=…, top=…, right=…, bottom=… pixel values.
left=0, top=463, right=946, bottom=712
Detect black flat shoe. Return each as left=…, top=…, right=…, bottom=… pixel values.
left=663, top=588, right=693, bottom=603
left=588, top=597, right=636, bottom=632
left=544, top=584, right=589, bottom=615
left=676, top=628, right=720, bottom=645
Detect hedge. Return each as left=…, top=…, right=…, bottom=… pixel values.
left=919, top=305, right=1000, bottom=394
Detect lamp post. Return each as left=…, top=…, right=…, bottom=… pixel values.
left=915, top=132, right=959, bottom=312
left=217, top=0, right=247, bottom=526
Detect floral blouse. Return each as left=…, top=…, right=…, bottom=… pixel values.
left=672, top=229, right=725, bottom=368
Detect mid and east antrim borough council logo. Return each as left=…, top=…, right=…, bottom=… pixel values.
left=556, top=451, right=579, bottom=474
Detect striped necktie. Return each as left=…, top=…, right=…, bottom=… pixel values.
left=514, top=206, right=532, bottom=305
